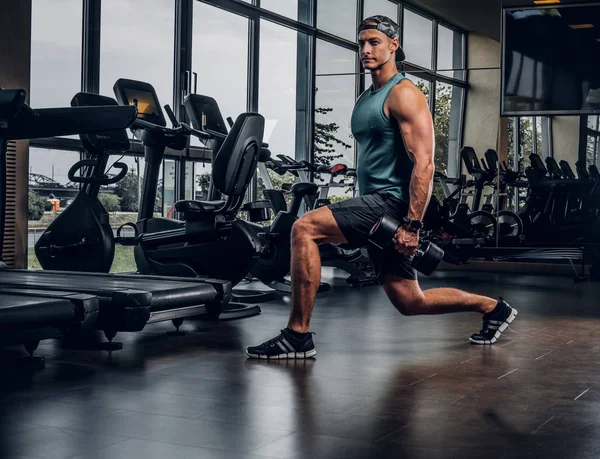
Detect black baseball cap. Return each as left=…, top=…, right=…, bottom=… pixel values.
left=358, top=15, right=406, bottom=62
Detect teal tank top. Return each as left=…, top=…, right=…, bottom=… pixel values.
left=351, top=72, right=413, bottom=202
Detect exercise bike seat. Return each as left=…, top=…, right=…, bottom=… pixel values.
left=291, top=182, right=318, bottom=197
left=175, top=200, right=226, bottom=214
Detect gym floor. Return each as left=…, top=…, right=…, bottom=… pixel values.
left=0, top=268, right=598, bottom=459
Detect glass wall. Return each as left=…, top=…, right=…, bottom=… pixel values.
left=261, top=0, right=311, bottom=23
left=192, top=3, right=249, bottom=131
left=437, top=24, right=465, bottom=80
left=363, top=0, right=398, bottom=21
left=193, top=161, right=213, bottom=201
left=587, top=116, right=600, bottom=167
left=317, top=0, right=357, bottom=42
left=28, top=0, right=468, bottom=264
left=402, top=8, right=433, bottom=70
left=100, top=0, right=175, bottom=109
left=315, top=40, right=356, bottom=168
left=314, top=40, right=357, bottom=199
left=259, top=20, right=308, bottom=159
left=507, top=116, right=551, bottom=211
left=434, top=82, right=454, bottom=176
left=30, top=0, right=82, bottom=108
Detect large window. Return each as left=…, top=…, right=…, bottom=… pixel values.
left=100, top=155, right=164, bottom=272
left=315, top=40, right=357, bottom=169
left=100, top=0, right=175, bottom=110
left=587, top=116, right=600, bottom=167
left=192, top=3, right=249, bottom=145
left=518, top=117, right=544, bottom=159
left=363, top=0, right=398, bottom=21
left=317, top=0, right=358, bottom=42
left=193, top=161, right=213, bottom=201
left=437, top=24, right=465, bottom=80
left=315, top=40, right=357, bottom=199
left=259, top=21, right=309, bottom=159
left=402, top=8, right=433, bottom=70
left=30, top=0, right=82, bottom=108
left=260, top=0, right=311, bottom=23
left=435, top=83, right=457, bottom=175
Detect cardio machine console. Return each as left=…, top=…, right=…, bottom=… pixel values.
left=113, top=78, right=166, bottom=127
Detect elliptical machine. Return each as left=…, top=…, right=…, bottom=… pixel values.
left=34, top=94, right=130, bottom=272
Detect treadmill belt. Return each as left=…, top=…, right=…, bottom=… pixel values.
left=1, top=270, right=221, bottom=310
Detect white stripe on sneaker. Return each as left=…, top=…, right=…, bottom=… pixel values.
left=281, top=337, right=295, bottom=352
left=470, top=308, right=518, bottom=345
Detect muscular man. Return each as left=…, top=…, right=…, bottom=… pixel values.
left=246, top=15, right=517, bottom=359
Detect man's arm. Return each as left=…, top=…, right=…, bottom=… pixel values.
left=387, top=80, right=435, bottom=223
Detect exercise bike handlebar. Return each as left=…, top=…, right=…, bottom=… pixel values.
left=132, top=117, right=185, bottom=137
left=68, top=160, right=128, bottom=185
left=188, top=120, right=270, bottom=148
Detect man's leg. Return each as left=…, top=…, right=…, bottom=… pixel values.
left=381, top=277, right=497, bottom=316
left=246, top=206, right=348, bottom=359
left=288, top=206, right=348, bottom=333
left=381, top=275, right=518, bottom=344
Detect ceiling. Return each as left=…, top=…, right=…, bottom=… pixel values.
left=406, top=0, right=502, bottom=41
left=406, top=0, right=593, bottom=42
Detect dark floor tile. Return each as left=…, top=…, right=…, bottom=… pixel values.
left=0, top=422, right=128, bottom=459
left=0, top=400, right=122, bottom=429
left=195, top=402, right=324, bottom=432
left=67, top=410, right=292, bottom=453
left=87, top=371, right=221, bottom=397
left=70, top=438, right=278, bottom=459
left=48, top=385, right=236, bottom=419
left=250, top=433, right=392, bottom=459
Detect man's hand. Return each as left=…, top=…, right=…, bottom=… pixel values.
left=393, top=226, right=419, bottom=257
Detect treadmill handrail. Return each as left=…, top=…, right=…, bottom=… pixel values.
left=3, top=105, right=138, bottom=140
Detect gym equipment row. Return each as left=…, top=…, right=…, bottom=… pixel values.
left=425, top=145, right=600, bottom=280
left=0, top=86, right=277, bottom=364
left=35, top=79, right=379, bottom=295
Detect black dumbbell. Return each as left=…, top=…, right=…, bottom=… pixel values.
left=368, top=214, right=444, bottom=276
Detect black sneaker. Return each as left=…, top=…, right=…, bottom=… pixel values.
left=246, top=328, right=316, bottom=359
left=470, top=298, right=518, bottom=345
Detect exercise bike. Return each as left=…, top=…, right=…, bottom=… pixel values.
left=457, top=146, right=498, bottom=242
left=480, top=149, right=524, bottom=244
left=260, top=154, right=378, bottom=287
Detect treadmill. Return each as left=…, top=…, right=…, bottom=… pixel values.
left=0, top=87, right=232, bottom=348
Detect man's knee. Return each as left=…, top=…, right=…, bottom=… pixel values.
left=382, top=280, right=425, bottom=316
left=292, top=209, right=340, bottom=245
left=392, top=297, right=424, bottom=316
left=291, top=214, right=318, bottom=244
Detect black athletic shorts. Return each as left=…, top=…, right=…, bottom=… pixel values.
left=328, top=191, right=417, bottom=282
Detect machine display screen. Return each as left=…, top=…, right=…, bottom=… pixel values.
left=187, top=97, right=228, bottom=134
left=122, top=88, right=163, bottom=125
